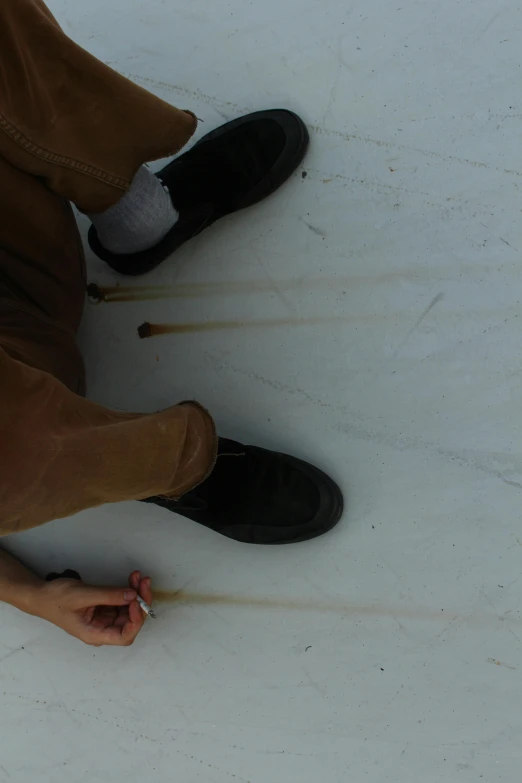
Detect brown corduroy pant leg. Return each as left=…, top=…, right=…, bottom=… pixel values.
left=0, top=0, right=217, bottom=535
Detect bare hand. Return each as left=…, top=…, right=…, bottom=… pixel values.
left=35, top=570, right=153, bottom=646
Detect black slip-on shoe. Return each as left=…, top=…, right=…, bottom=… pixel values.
left=88, top=109, right=309, bottom=276
left=142, top=437, right=343, bottom=545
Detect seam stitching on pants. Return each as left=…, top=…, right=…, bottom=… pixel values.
left=0, top=114, right=130, bottom=191
left=0, top=297, right=76, bottom=337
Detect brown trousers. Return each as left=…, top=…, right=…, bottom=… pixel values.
left=0, top=0, right=216, bottom=535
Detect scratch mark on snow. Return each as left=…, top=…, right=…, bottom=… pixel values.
left=393, top=292, right=444, bottom=357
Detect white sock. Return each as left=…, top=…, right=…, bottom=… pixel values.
left=88, top=165, right=179, bottom=254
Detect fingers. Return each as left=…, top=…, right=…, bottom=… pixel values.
left=113, top=611, right=130, bottom=628
left=89, top=607, right=142, bottom=646
left=86, top=625, right=137, bottom=646
left=128, top=598, right=143, bottom=627
left=83, top=604, right=141, bottom=645
left=129, top=570, right=141, bottom=592
left=125, top=571, right=147, bottom=638
left=76, top=572, right=154, bottom=646
left=128, top=570, right=153, bottom=618
left=128, top=570, right=152, bottom=604
left=90, top=614, right=118, bottom=630
left=127, top=571, right=145, bottom=629
left=140, top=577, right=153, bottom=606
left=122, top=570, right=154, bottom=644
left=71, top=585, right=137, bottom=609
left=92, top=605, right=119, bottom=628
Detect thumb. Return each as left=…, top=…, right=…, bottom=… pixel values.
left=71, top=585, right=137, bottom=609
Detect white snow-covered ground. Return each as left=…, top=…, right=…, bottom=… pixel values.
left=3, top=1, right=522, bottom=780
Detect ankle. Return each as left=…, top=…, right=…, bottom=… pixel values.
left=88, top=165, right=179, bottom=254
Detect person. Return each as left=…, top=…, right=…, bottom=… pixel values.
left=0, top=0, right=344, bottom=647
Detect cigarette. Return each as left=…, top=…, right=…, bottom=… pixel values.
left=136, top=594, right=157, bottom=619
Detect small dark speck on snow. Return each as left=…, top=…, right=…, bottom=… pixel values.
left=301, top=171, right=308, bottom=179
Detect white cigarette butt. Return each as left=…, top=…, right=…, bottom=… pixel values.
left=136, top=594, right=157, bottom=619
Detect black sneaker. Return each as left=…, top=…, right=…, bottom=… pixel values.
left=142, top=437, right=343, bottom=544
left=88, top=109, right=309, bottom=275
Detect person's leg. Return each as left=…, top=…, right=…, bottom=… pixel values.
left=0, top=156, right=87, bottom=393
left=0, top=156, right=217, bottom=536
left=0, top=340, right=216, bottom=535
left=0, top=0, right=216, bottom=535
left=0, top=0, right=342, bottom=541
left=2, top=0, right=309, bottom=280
left=0, top=0, right=197, bottom=213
